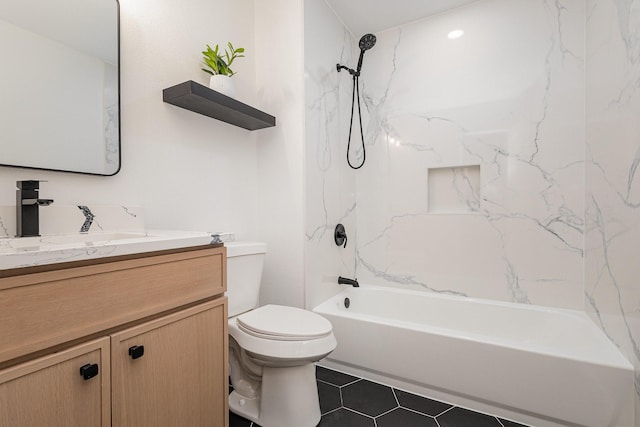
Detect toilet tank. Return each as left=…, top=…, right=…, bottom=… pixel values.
left=225, top=241, right=267, bottom=317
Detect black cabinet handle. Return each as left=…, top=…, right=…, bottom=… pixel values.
left=129, top=345, right=144, bottom=360
left=79, top=363, right=99, bottom=381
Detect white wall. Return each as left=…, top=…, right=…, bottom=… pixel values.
left=0, top=0, right=260, bottom=239
left=0, top=0, right=309, bottom=309
left=254, top=0, right=306, bottom=308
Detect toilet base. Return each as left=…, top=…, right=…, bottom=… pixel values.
left=229, top=363, right=321, bottom=427
left=229, top=391, right=260, bottom=422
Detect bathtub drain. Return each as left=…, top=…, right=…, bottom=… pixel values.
left=344, top=297, right=350, bottom=309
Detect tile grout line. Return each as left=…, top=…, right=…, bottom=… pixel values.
left=322, top=406, right=342, bottom=417
left=398, top=405, right=440, bottom=420
left=374, top=405, right=399, bottom=419
left=335, top=377, right=361, bottom=411
left=391, top=388, right=400, bottom=407
left=339, top=378, right=362, bottom=388
left=233, top=368, right=528, bottom=427
left=368, top=387, right=401, bottom=426
left=436, top=405, right=455, bottom=418
left=341, top=406, right=378, bottom=421
left=352, top=371, right=510, bottom=424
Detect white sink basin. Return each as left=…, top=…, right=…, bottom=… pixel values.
left=0, top=230, right=217, bottom=269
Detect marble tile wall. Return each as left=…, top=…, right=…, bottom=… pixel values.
left=585, top=0, right=640, bottom=417
left=305, top=0, right=586, bottom=310
left=306, top=0, right=640, bottom=417
left=0, top=205, right=145, bottom=237
left=304, top=0, right=357, bottom=308
left=353, top=0, right=586, bottom=309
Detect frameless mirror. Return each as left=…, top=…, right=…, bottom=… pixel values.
left=0, top=0, right=120, bottom=175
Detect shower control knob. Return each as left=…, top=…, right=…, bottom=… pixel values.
left=334, top=224, right=347, bottom=248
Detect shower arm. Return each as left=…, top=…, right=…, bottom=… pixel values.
left=336, top=64, right=359, bottom=77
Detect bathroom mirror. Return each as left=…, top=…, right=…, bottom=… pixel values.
left=0, top=0, right=120, bottom=176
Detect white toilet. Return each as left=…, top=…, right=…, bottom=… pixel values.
left=226, top=242, right=337, bottom=427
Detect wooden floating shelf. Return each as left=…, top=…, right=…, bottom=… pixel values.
left=162, top=80, right=276, bottom=131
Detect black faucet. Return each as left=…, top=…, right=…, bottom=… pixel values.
left=16, top=180, right=54, bottom=237
left=338, top=276, right=359, bottom=287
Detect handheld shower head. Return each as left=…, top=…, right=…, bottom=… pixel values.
left=335, top=33, right=376, bottom=170
left=359, top=33, right=377, bottom=51
left=356, top=33, right=377, bottom=73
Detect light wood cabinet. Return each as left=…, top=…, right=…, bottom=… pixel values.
left=0, top=247, right=226, bottom=363
left=0, top=246, right=228, bottom=427
left=111, top=299, right=228, bottom=427
left=0, top=337, right=110, bottom=427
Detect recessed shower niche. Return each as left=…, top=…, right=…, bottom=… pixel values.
left=427, top=165, right=481, bottom=214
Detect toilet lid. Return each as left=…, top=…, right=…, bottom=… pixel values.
left=237, top=305, right=333, bottom=341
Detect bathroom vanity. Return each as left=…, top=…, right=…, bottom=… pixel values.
left=0, top=239, right=228, bottom=426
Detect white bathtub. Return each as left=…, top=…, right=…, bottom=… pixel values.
left=313, top=286, right=634, bottom=427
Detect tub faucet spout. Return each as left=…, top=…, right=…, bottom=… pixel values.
left=338, top=276, right=359, bottom=287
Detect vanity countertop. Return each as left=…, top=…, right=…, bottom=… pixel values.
left=0, top=230, right=221, bottom=271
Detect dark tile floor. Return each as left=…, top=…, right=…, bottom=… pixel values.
left=229, top=366, right=530, bottom=427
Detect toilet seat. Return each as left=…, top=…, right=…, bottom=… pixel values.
left=229, top=305, right=337, bottom=363
left=237, top=305, right=333, bottom=341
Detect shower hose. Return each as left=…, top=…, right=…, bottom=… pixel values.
left=347, top=74, right=366, bottom=169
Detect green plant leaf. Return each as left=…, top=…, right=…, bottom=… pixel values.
left=201, top=42, right=244, bottom=77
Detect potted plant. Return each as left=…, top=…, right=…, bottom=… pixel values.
left=201, top=42, right=245, bottom=97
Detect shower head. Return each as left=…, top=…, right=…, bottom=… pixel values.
left=356, top=33, right=376, bottom=73
left=359, top=34, right=377, bottom=51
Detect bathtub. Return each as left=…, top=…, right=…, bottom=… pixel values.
left=313, top=286, right=634, bottom=427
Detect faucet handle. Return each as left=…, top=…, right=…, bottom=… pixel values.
left=16, top=180, right=47, bottom=190
left=335, top=224, right=348, bottom=248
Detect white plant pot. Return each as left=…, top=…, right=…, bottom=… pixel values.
left=209, top=75, right=235, bottom=98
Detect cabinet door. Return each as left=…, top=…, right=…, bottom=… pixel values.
left=0, top=337, right=110, bottom=427
left=111, top=298, right=228, bottom=427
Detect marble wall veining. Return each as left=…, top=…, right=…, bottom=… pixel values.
left=306, top=0, right=640, bottom=420
left=0, top=205, right=145, bottom=238
left=355, top=0, right=585, bottom=309
left=585, top=0, right=640, bottom=418
left=304, top=0, right=357, bottom=308
left=305, top=0, right=586, bottom=310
